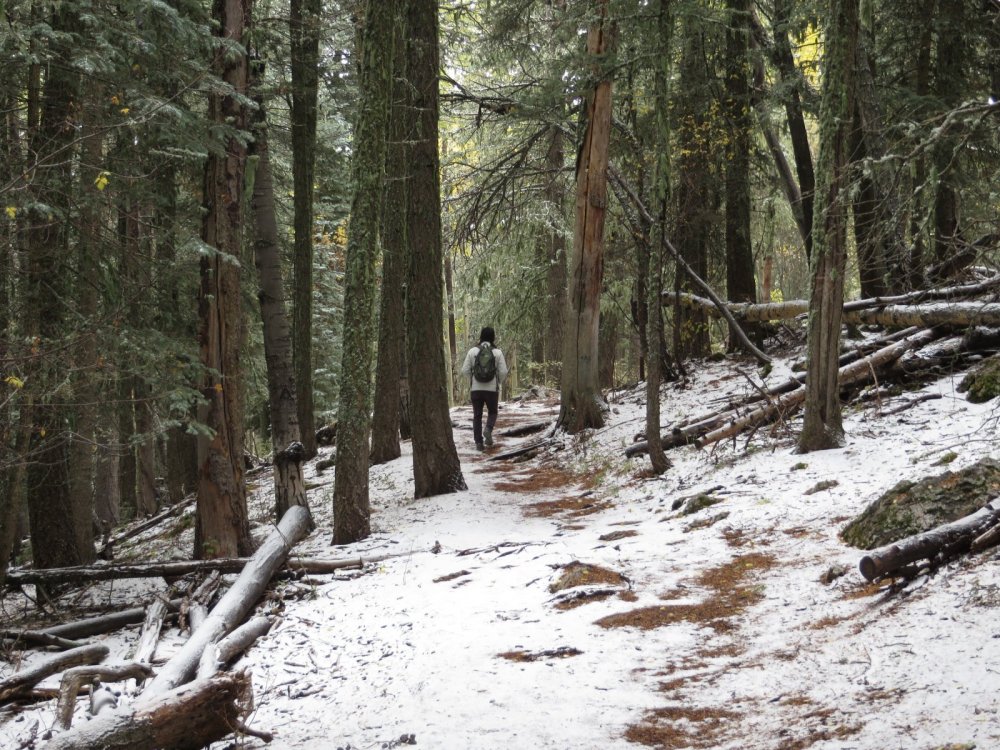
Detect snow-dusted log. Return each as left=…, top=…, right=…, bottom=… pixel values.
left=0, top=630, right=86, bottom=651
left=196, top=616, right=273, bottom=680
left=55, top=662, right=153, bottom=729
left=663, top=291, right=1000, bottom=327
left=8, top=552, right=377, bottom=587
left=142, top=504, right=311, bottom=695
left=131, top=595, right=170, bottom=666
left=43, top=671, right=251, bottom=750
left=0, top=644, right=109, bottom=703
left=38, top=600, right=183, bottom=641
left=695, top=328, right=941, bottom=448
left=627, top=328, right=944, bottom=456
left=858, top=499, right=1000, bottom=581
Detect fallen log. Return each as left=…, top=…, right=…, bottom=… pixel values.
left=663, top=289, right=1000, bottom=328
left=858, top=499, right=1000, bottom=581
left=38, top=599, right=183, bottom=641
left=196, top=615, right=273, bottom=680
left=42, top=671, right=252, bottom=750
left=55, top=662, right=153, bottom=729
left=100, top=497, right=196, bottom=559
left=7, top=552, right=385, bottom=587
left=0, top=644, right=109, bottom=703
left=142, top=504, right=311, bottom=695
left=131, top=596, right=171, bottom=666
left=0, top=631, right=87, bottom=651
left=498, top=420, right=552, bottom=438
left=695, top=328, right=941, bottom=448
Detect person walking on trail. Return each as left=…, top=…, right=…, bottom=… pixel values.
left=460, top=326, right=509, bottom=451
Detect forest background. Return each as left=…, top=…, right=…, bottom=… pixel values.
left=0, top=0, right=998, bottom=584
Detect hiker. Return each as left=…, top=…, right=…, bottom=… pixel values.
left=460, top=326, right=509, bottom=451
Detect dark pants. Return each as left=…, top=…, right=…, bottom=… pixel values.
left=471, top=390, right=499, bottom=445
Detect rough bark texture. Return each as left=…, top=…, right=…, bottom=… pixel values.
left=0, top=644, right=109, bottom=703
left=772, top=0, right=815, bottom=259
left=333, top=0, right=396, bottom=544
left=931, top=0, right=964, bottom=269
left=798, top=0, right=859, bottom=453
left=672, top=20, right=712, bottom=358
left=195, top=0, right=253, bottom=559
left=24, top=2, right=94, bottom=570
left=543, top=125, right=568, bottom=386
left=724, top=0, right=758, bottom=350
left=404, top=0, right=466, bottom=497
left=43, top=672, right=252, bottom=750
left=370, top=20, right=407, bottom=465
left=559, top=0, right=613, bottom=433
left=250, top=100, right=305, bottom=519
left=290, top=0, right=321, bottom=459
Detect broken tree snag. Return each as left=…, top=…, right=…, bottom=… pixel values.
left=0, top=644, right=109, bottom=703
left=196, top=615, right=274, bottom=680
left=55, top=662, right=154, bottom=729
left=43, top=671, right=252, bottom=750
left=274, top=440, right=311, bottom=521
left=142, top=504, right=312, bottom=695
left=858, top=499, right=1000, bottom=581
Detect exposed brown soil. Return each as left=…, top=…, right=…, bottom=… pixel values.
left=524, top=495, right=611, bottom=519
left=596, top=553, right=776, bottom=632
left=624, top=706, right=740, bottom=748
left=493, top=466, right=587, bottom=494
left=549, top=561, right=628, bottom=593
left=497, top=646, right=582, bottom=662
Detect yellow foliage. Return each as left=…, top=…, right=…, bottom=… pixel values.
left=4, top=375, right=24, bottom=389
left=95, top=172, right=110, bottom=191
left=4, top=206, right=15, bottom=219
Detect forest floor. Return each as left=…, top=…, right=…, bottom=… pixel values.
left=4, top=339, right=1000, bottom=749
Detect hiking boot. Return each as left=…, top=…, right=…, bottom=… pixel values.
left=484, top=428, right=493, bottom=447
left=476, top=442, right=485, bottom=451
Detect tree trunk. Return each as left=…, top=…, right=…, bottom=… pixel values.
left=196, top=0, right=253, bottom=559
left=333, top=0, right=396, bottom=544
left=672, top=21, right=712, bottom=359
left=24, top=2, right=94, bottom=570
left=724, top=0, right=758, bottom=351
left=290, top=0, right=321, bottom=460
left=646, top=0, right=674, bottom=476
left=798, top=0, right=859, bottom=453
left=544, top=126, right=568, bottom=387
left=559, top=0, right=613, bottom=433
left=931, top=0, right=965, bottom=270
left=250, top=98, right=305, bottom=519
left=772, top=0, right=815, bottom=259
left=404, top=0, right=466, bottom=497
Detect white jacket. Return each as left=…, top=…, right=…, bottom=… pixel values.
left=460, top=344, right=509, bottom=392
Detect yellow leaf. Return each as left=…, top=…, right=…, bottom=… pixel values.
left=214, top=383, right=224, bottom=393
left=4, top=206, right=15, bottom=219
left=95, top=172, right=110, bottom=191
left=4, top=375, right=24, bottom=389
left=120, top=107, right=130, bottom=115
left=39, top=427, right=46, bottom=437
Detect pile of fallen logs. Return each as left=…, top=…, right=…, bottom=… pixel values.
left=625, top=274, right=1000, bottom=457
left=0, top=506, right=400, bottom=749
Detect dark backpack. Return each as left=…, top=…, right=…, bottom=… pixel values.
left=472, top=343, right=497, bottom=383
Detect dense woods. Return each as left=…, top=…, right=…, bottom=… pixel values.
left=1, top=0, right=999, bottom=599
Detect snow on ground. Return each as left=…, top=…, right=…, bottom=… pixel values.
left=3, top=346, right=1000, bottom=750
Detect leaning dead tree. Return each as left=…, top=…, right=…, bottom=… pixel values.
left=858, top=499, right=1000, bottom=581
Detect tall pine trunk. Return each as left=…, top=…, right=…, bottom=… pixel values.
left=24, top=3, right=95, bottom=569
left=559, top=0, right=614, bottom=433
left=290, top=0, right=321, bottom=458
left=798, top=0, right=859, bottom=453
left=195, top=0, right=253, bottom=559
left=250, top=98, right=306, bottom=519
left=404, top=0, right=466, bottom=497
left=724, top=0, right=758, bottom=351
left=333, top=0, right=396, bottom=543
left=370, top=8, right=409, bottom=466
